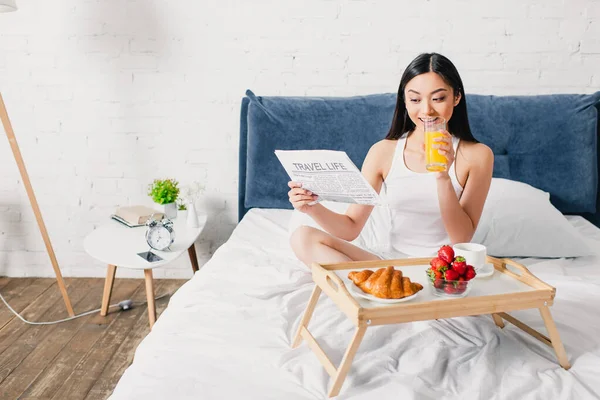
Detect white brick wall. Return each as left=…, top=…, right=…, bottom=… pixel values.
left=0, top=0, right=598, bottom=278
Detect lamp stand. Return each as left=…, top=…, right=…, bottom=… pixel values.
left=0, top=93, right=74, bottom=316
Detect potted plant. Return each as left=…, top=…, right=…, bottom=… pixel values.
left=176, top=197, right=188, bottom=221
left=148, top=178, right=180, bottom=219
left=176, top=198, right=187, bottom=211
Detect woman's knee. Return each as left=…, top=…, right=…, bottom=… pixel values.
left=289, top=226, right=323, bottom=253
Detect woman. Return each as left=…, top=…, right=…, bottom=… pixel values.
left=288, top=53, right=494, bottom=267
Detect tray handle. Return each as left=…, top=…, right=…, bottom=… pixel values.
left=311, top=263, right=361, bottom=309
left=325, top=273, right=342, bottom=292
left=497, top=257, right=531, bottom=277
left=488, top=256, right=554, bottom=291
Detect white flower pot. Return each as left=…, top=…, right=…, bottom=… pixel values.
left=162, top=202, right=177, bottom=219
left=178, top=210, right=188, bottom=221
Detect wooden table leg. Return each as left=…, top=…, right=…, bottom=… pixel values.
left=188, top=243, right=199, bottom=273
left=292, top=285, right=322, bottom=348
left=491, top=313, right=505, bottom=328
left=144, top=269, right=156, bottom=328
left=539, top=306, right=570, bottom=369
left=100, top=264, right=117, bottom=316
left=497, top=312, right=551, bottom=346
left=328, top=324, right=368, bottom=398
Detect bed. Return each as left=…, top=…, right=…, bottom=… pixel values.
left=111, top=91, right=600, bottom=399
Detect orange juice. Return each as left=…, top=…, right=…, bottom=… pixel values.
left=425, top=131, right=447, bottom=172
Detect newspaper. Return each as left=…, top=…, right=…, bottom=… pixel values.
left=275, top=150, right=382, bottom=205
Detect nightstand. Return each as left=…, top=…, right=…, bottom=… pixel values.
left=83, top=213, right=207, bottom=328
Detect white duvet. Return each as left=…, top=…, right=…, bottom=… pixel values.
left=111, top=209, right=600, bottom=400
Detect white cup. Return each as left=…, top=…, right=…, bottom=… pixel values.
left=453, top=243, right=487, bottom=271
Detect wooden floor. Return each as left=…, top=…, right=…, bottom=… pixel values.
left=0, top=276, right=187, bottom=399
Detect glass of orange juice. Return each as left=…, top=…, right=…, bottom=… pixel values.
left=424, top=117, right=447, bottom=172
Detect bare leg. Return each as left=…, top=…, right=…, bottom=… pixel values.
left=290, top=226, right=381, bottom=267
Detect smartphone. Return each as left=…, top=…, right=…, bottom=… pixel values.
left=137, top=251, right=163, bottom=262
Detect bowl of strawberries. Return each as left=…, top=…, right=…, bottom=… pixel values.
left=426, top=245, right=477, bottom=298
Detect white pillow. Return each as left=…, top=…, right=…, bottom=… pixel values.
left=288, top=201, right=391, bottom=254
left=289, top=179, right=593, bottom=259
left=472, top=178, right=594, bottom=258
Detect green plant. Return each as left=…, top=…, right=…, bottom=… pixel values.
left=148, top=178, right=180, bottom=205
left=177, top=198, right=187, bottom=211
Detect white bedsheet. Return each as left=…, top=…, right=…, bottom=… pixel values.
left=110, top=209, right=600, bottom=400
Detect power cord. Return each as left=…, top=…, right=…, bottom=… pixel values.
left=0, top=291, right=171, bottom=325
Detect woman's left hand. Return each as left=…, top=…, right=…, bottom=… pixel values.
left=432, top=130, right=454, bottom=178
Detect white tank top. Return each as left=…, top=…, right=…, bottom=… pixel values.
left=380, top=133, right=464, bottom=256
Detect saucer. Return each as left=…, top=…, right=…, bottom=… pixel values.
left=474, top=263, right=494, bottom=278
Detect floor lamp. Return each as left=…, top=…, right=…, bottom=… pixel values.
left=0, top=94, right=75, bottom=316
left=1, top=1, right=74, bottom=316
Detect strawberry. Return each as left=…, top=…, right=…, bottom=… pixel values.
left=437, top=245, right=454, bottom=264
left=430, top=257, right=448, bottom=270
left=434, top=270, right=443, bottom=280
left=465, top=265, right=476, bottom=281
left=452, top=256, right=467, bottom=276
left=444, top=269, right=459, bottom=281
left=456, top=277, right=468, bottom=293
left=426, top=268, right=436, bottom=282
left=444, top=284, right=458, bottom=294
left=434, top=279, right=444, bottom=289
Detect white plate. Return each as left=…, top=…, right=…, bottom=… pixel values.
left=474, top=263, right=495, bottom=278
left=348, top=283, right=420, bottom=304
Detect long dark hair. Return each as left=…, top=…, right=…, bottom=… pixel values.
left=386, top=53, right=477, bottom=142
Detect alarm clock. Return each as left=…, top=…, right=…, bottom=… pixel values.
left=145, top=215, right=175, bottom=251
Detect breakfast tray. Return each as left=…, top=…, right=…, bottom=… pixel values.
left=292, top=256, right=570, bottom=398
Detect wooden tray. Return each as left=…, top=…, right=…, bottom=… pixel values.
left=292, top=256, right=570, bottom=398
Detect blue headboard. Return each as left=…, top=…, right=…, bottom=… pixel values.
left=239, top=89, right=600, bottom=228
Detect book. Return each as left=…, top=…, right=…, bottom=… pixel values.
left=114, top=205, right=163, bottom=226
left=111, top=214, right=145, bottom=228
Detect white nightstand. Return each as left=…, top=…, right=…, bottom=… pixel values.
left=83, top=213, right=207, bottom=328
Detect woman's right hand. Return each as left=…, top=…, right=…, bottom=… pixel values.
left=287, top=181, right=318, bottom=213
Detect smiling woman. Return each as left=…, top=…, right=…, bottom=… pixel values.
left=288, top=53, right=494, bottom=265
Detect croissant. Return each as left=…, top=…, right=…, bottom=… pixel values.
left=348, top=266, right=423, bottom=299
